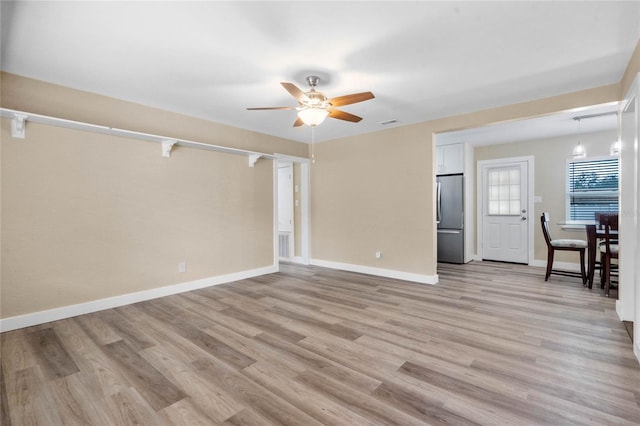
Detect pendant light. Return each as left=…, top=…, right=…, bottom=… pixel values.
left=609, top=139, right=621, bottom=156
left=572, top=117, right=586, bottom=159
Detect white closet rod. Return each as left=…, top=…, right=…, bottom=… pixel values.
left=0, top=107, right=276, bottom=162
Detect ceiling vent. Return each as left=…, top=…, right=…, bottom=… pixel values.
left=380, top=119, right=398, bottom=126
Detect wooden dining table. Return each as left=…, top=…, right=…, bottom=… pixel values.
left=586, top=226, right=618, bottom=289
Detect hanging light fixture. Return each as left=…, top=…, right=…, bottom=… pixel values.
left=310, top=125, right=316, bottom=164
left=572, top=117, right=586, bottom=159
left=609, top=139, right=621, bottom=156
left=297, top=107, right=329, bottom=127
left=571, top=110, right=619, bottom=158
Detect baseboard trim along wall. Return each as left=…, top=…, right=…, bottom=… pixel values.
left=0, top=264, right=278, bottom=332
left=310, top=259, right=438, bottom=285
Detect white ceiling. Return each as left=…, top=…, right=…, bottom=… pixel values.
left=1, top=1, right=639, bottom=144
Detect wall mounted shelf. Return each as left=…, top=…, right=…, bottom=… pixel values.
left=0, top=108, right=276, bottom=166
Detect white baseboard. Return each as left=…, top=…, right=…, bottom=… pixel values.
left=310, top=259, right=438, bottom=285
left=0, top=264, right=278, bottom=333
left=529, top=259, right=582, bottom=272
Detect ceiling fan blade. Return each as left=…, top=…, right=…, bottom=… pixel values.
left=293, top=117, right=305, bottom=127
left=281, top=82, right=309, bottom=102
left=247, top=106, right=297, bottom=110
left=328, top=92, right=375, bottom=107
left=328, top=109, right=362, bottom=123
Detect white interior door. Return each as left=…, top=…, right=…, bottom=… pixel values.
left=277, top=163, right=294, bottom=258
left=481, top=160, right=529, bottom=263
left=278, top=164, right=293, bottom=232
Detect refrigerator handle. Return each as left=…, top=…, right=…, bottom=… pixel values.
left=436, top=181, right=442, bottom=224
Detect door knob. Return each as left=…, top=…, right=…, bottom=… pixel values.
left=521, top=216, right=527, bottom=221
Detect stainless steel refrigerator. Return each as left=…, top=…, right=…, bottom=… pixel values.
left=436, top=174, right=465, bottom=263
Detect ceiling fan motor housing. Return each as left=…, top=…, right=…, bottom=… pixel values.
left=306, top=75, right=321, bottom=87
left=304, top=76, right=328, bottom=106
left=306, top=91, right=328, bottom=107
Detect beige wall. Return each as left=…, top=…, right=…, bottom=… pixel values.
left=1, top=74, right=306, bottom=319
left=621, top=38, right=640, bottom=97
left=311, top=85, right=620, bottom=278
left=1, top=72, right=308, bottom=158
left=474, top=130, right=618, bottom=264
left=311, top=125, right=434, bottom=274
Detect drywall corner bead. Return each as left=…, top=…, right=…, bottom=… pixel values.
left=11, top=113, right=27, bottom=139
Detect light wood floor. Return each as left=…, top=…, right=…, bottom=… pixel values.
left=2, top=261, right=639, bottom=425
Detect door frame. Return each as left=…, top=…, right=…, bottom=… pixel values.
left=274, top=153, right=311, bottom=266
left=477, top=155, right=535, bottom=264
left=618, top=73, right=639, bottom=340
left=277, top=162, right=295, bottom=259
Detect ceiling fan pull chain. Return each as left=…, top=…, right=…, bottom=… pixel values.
left=311, top=126, right=315, bottom=164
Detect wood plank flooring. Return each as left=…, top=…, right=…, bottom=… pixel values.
left=2, top=261, right=639, bottom=425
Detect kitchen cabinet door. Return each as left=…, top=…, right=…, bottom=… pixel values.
left=436, top=143, right=464, bottom=175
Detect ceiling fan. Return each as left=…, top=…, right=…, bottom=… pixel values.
left=247, top=76, right=375, bottom=127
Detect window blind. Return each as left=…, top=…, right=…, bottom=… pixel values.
left=567, top=158, right=619, bottom=221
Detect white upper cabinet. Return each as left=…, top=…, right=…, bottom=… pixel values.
left=436, top=143, right=464, bottom=175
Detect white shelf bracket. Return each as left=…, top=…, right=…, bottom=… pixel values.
left=248, top=154, right=261, bottom=167
left=11, top=114, right=27, bottom=139
left=162, top=139, right=177, bottom=158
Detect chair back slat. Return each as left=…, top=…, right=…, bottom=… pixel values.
left=595, top=212, right=618, bottom=230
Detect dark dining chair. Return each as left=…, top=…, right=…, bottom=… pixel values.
left=595, top=212, right=619, bottom=230
left=585, top=224, right=602, bottom=289
left=540, top=212, right=587, bottom=284
left=599, top=214, right=619, bottom=297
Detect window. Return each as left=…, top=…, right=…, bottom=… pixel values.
left=566, top=157, right=619, bottom=222
left=487, top=166, right=521, bottom=215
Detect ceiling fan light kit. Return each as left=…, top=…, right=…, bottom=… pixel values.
left=248, top=75, right=374, bottom=127
left=298, top=107, right=329, bottom=126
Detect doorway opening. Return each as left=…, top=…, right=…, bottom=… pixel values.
left=275, top=155, right=310, bottom=265
left=435, top=101, right=618, bottom=270
left=277, top=162, right=294, bottom=259
left=477, top=156, right=534, bottom=264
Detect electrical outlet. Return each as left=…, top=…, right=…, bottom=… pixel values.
left=375, top=251, right=382, bottom=259
left=178, top=261, right=187, bottom=273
